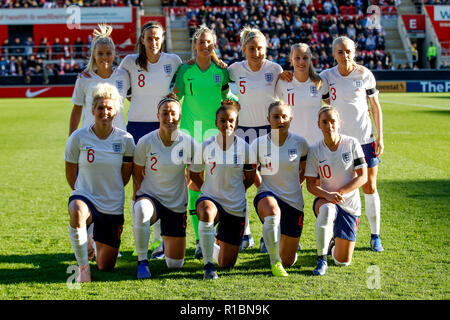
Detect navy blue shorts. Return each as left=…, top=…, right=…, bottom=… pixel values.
left=196, top=196, right=245, bottom=246
left=313, top=198, right=360, bottom=242
left=361, top=142, right=380, bottom=168
left=127, top=121, right=160, bottom=144
left=236, top=125, right=271, bottom=144
left=69, top=195, right=124, bottom=248
left=136, top=194, right=187, bottom=237
left=254, top=191, right=304, bottom=238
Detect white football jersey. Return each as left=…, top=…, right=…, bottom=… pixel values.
left=71, top=68, right=129, bottom=131
left=134, top=130, right=199, bottom=213
left=251, top=132, right=308, bottom=211
left=119, top=52, right=182, bottom=122
left=275, top=77, right=325, bottom=146
left=305, top=135, right=367, bottom=216
left=65, top=126, right=135, bottom=215
left=320, top=66, right=378, bottom=144
left=228, top=59, right=283, bottom=127
left=190, top=135, right=257, bottom=217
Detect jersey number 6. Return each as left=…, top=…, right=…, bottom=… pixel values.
left=87, top=149, right=95, bottom=163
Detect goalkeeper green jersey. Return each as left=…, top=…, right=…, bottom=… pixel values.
left=174, top=62, right=230, bottom=142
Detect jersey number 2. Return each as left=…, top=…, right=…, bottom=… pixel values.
left=150, top=156, right=158, bottom=171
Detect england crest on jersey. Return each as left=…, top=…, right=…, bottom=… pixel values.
left=342, top=151, right=351, bottom=163
left=310, top=85, right=318, bottom=96
left=288, top=149, right=297, bottom=160
left=112, top=143, right=122, bottom=153
left=164, top=64, right=172, bottom=75
left=265, top=73, right=273, bottom=83
left=116, top=80, right=123, bottom=91
left=179, top=149, right=184, bottom=158
left=214, top=74, right=221, bottom=84
left=353, top=80, right=362, bottom=88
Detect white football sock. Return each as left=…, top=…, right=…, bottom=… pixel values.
left=130, top=199, right=135, bottom=226
left=198, top=221, right=215, bottom=265
left=243, top=203, right=251, bottom=236
left=364, top=192, right=381, bottom=235
left=152, top=219, right=162, bottom=244
left=69, top=225, right=89, bottom=266
left=87, top=223, right=97, bottom=257
left=213, top=243, right=220, bottom=264
left=133, top=199, right=154, bottom=261
left=315, top=203, right=336, bottom=256
left=262, top=215, right=281, bottom=265
left=165, top=257, right=184, bottom=269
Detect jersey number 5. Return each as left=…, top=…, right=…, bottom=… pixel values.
left=87, top=149, right=95, bottom=163
left=239, top=81, right=246, bottom=94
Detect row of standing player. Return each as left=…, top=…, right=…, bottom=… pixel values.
left=66, top=22, right=384, bottom=281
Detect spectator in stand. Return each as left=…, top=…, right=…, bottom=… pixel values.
left=74, top=37, right=84, bottom=59
left=347, top=24, right=357, bottom=40
left=36, top=37, right=50, bottom=59
left=24, top=37, right=34, bottom=57
left=52, top=38, right=62, bottom=59
left=12, top=37, right=24, bottom=57
left=63, top=37, right=72, bottom=59
left=1, top=39, right=9, bottom=58
left=366, top=33, right=377, bottom=51
left=0, top=56, right=7, bottom=75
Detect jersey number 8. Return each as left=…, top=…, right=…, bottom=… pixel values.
left=138, top=74, right=146, bottom=88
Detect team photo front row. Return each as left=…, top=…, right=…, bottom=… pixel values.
left=65, top=85, right=376, bottom=283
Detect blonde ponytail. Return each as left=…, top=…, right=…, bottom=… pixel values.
left=86, top=24, right=116, bottom=73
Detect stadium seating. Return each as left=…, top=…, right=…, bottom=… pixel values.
left=185, top=0, right=392, bottom=70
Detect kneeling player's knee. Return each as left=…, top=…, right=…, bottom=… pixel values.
left=134, top=199, right=154, bottom=225
left=281, top=252, right=297, bottom=267
left=331, top=246, right=352, bottom=266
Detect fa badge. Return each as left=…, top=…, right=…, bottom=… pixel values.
left=112, top=143, right=122, bottom=153
left=353, top=80, right=362, bottom=88
left=342, top=151, right=351, bottom=163
left=288, top=149, right=297, bottom=161
left=310, top=85, right=318, bottom=96
left=164, top=64, right=172, bottom=74
left=179, top=149, right=184, bottom=158
left=265, top=73, right=273, bottom=83
left=116, top=80, right=123, bottom=90
left=214, top=74, right=221, bottom=84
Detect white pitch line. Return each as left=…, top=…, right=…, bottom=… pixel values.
left=380, top=100, right=450, bottom=110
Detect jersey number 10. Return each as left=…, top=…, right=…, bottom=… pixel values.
left=319, top=164, right=331, bottom=179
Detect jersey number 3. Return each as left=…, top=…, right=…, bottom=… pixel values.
left=330, top=87, right=336, bottom=101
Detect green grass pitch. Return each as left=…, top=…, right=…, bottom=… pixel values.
left=0, top=92, right=448, bottom=300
